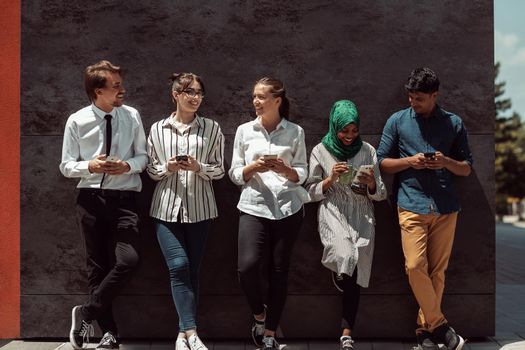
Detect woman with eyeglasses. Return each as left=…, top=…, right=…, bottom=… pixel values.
left=305, top=100, right=386, bottom=350
left=229, top=77, right=309, bottom=350
left=147, top=73, right=225, bottom=350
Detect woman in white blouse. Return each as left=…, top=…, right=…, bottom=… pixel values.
left=305, top=100, right=386, bottom=350
left=229, top=77, right=309, bottom=350
left=147, top=73, right=224, bottom=350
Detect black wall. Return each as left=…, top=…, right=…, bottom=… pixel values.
left=21, top=0, right=494, bottom=338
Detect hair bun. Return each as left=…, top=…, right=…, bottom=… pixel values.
left=169, top=73, right=182, bottom=84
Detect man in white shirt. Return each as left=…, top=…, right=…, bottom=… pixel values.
left=59, top=60, right=147, bottom=349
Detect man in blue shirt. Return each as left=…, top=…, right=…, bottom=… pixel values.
left=377, top=67, right=472, bottom=350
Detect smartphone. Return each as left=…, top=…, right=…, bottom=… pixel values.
left=175, top=155, right=188, bottom=162
left=263, top=154, right=278, bottom=160
left=338, top=163, right=353, bottom=185
left=106, top=155, right=119, bottom=162
left=424, top=152, right=436, bottom=159
left=357, top=165, right=373, bottom=175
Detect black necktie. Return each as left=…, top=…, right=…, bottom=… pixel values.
left=101, top=114, right=112, bottom=187
left=104, top=114, right=112, bottom=156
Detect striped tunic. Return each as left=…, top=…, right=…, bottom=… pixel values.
left=305, top=142, right=386, bottom=287
left=147, top=114, right=225, bottom=223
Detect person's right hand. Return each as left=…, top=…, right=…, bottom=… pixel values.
left=251, top=157, right=271, bottom=173
left=88, top=154, right=108, bottom=174
left=167, top=157, right=182, bottom=172
left=328, top=162, right=349, bottom=182
left=407, top=153, right=427, bottom=170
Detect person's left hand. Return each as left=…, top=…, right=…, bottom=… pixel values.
left=178, top=155, right=201, bottom=172
left=425, top=151, right=448, bottom=170
left=356, top=169, right=376, bottom=187
left=264, top=158, right=290, bottom=175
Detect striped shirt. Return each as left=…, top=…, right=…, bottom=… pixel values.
left=147, top=114, right=225, bottom=223
left=305, top=142, right=387, bottom=287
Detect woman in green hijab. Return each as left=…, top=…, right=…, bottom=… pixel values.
left=305, top=100, right=387, bottom=350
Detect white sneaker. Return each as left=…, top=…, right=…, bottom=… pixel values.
left=340, top=335, right=354, bottom=349
left=187, top=334, right=208, bottom=350
left=176, top=338, right=190, bottom=350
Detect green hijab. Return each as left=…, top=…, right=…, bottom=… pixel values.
left=322, top=100, right=363, bottom=161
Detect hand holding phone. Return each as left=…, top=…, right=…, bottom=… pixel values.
left=357, top=165, right=373, bottom=176
left=106, top=155, right=119, bottom=162
left=263, top=154, right=278, bottom=160
left=424, top=152, right=436, bottom=160
left=175, top=155, right=189, bottom=162
left=354, top=165, right=374, bottom=184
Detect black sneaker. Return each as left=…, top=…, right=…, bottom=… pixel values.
left=416, top=331, right=439, bottom=350
left=96, top=331, right=119, bottom=349
left=262, top=336, right=279, bottom=350
left=332, top=271, right=344, bottom=292
left=433, top=324, right=466, bottom=350
left=340, top=335, right=354, bottom=349
left=69, top=305, right=94, bottom=349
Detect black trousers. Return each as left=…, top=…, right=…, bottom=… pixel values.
left=237, top=209, right=303, bottom=331
left=341, top=270, right=360, bottom=330
left=76, top=189, right=140, bottom=334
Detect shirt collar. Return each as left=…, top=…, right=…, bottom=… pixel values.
left=411, top=105, right=442, bottom=119
left=92, top=103, right=116, bottom=119
left=162, top=113, right=203, bottom=129
left=254, top=116, right=288, bottom=130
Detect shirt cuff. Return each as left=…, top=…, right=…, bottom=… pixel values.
left=311, top=181, right=326, bottom=202
left=124, top=159, right=138, bottom=174
left=231, top=168, right=246, bottom=185
left=77, top=160, right=91, bottom=175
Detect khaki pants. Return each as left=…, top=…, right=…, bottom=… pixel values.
left=398, top=207, right=458, bottom=333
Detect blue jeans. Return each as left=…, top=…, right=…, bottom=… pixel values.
left=155, top=219, right=211, bottom=331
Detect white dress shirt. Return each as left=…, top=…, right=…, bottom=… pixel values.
left=147, top=114, right=225, bottom=223
left=59, top=104, right=148, bottom=191
left=229, top=117, right=309, bottom=220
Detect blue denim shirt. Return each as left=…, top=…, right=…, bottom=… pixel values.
left=377, top=106, right=473, bottom=214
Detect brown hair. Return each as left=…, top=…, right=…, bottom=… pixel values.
left=254, top=77, right=289, bottom=119
left=84, top=60, right=122, bottom=102
left=170, top=72, right=205, bottom=104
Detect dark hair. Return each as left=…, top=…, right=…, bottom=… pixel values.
left=254, top=77, right=290, bottom=119
left=170, top=72, right=205, bottom=103
left=405, top=67, right=440, bottom=93
left=84, top=60, right=122, bottom=102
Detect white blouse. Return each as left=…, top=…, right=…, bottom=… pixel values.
left=229, top=117, right=309, bottom=220
left=305, top=142, right=387, bottom=287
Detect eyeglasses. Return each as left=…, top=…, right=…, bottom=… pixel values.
left=182, top=88, right=204, bottom=99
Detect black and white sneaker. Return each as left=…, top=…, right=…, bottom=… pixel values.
left=332, top=271, right=344, bottom=292
left=416, top=331, right=439, bottom=350
left=69, top=305, right=94, bottom=349
left=262, top=336, right=280, bottom=350
left=251, top=318, right=265, bottom=347
left=433, top=324, right=466, bottom=350
left=444, top=327, right=466, bottom=350
left=340, top=335, right=354, bottom=349
left=96, top=332, right=119, bottom=349
left=251, top=306, right=267, bottom=347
